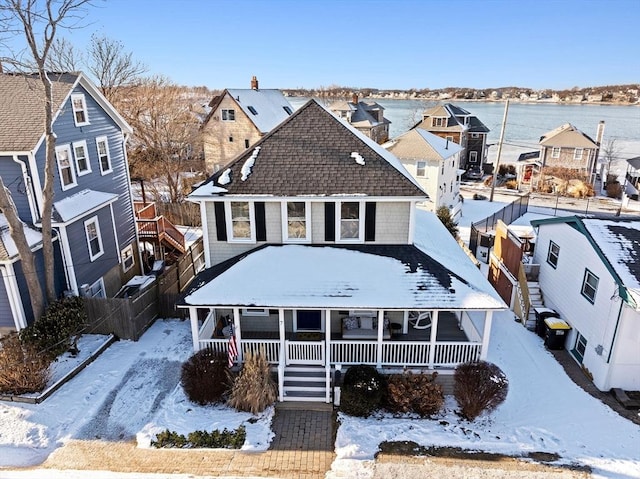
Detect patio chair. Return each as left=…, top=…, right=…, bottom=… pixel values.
left=409, top=311, right=431, bottom=330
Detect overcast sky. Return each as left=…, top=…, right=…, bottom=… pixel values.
left=40, top=0, right=640, bottom=90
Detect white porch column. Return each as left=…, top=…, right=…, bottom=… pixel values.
left=189, top=307, right=200, bottom=351
left=233, top=307, right=242, bottom=363
left=480, top=310, right=494, bottom=360
left=428, top=310, right=439, bottom=368
left=278, top=308, right=286, bottom=362
left=325, top=309, right=331, bottom=365
left=376, top=310, right=384, bottom=368
left=402, top=310, right=409, bottom=334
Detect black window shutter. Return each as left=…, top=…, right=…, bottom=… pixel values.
left=324, top=203, right=335, bottom=242
left=255, top=202, right=267, bottom=241
left=365, top=202, right=376, bottom=242
left=214, top=202, right=227, bottom=241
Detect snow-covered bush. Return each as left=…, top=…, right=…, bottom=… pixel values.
left=385, top=371, right=443, bottom=417
left=227, top=351, right=276, bottom=414
left=340, top=364, right=386, bottom=417
left=453, top=360, right=508, bottom=421
left=181, top=350, right=229, bottom=405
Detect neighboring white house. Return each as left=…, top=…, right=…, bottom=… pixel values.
left=384, top=128, right=464, bottom=220
left=531, top=216, right=640, bottom=391
left=181, top=99, right=507, bottom=403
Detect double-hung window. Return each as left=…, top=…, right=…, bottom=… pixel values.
left=546, top=241, right=560, bottom=268
left=574, top=148, right=583, bottom=161
left=573, top=332, right=588, bottom=362
left=72, top=140, right=91, bottom=175
left=55, top=144, right=77, bottom=190
left=283, top=201, right=309, bottom=242
left=227, top=201, right=254, bottom=241
left=121, top=244, right=135, bottom=272
left=71, top=93, right=89, bottom=126
left=84, top=216, right=104, bottom=261
left=581, top=269, right=598, bottom=303
left=96, top=137, right=112, bottom=174
left=221, top=109, right=235, bottom=121
left=339, top=201, right=361, bottom=241
left=551, top=147, right=561, bottom=159
left=416, top=161, right=426, bottom=178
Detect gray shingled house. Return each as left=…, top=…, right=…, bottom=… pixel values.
left=181, top=99, right=506, bottom=402
left=329, top=93, right=391, bottom=144
left=0, top=72, right=138, bottom=333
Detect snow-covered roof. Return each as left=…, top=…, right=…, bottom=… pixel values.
left=53, top=189, right=118, bottom=223
left=225, top=88, right=293, bottom=134
left=182, top=244, right=506, bottom=310
left=385, top=128, right=462, bottom=162
left=0, top=214, right=43, bottom=261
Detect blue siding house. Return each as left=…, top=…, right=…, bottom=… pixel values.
left=0, top=72, right=140, bottom=333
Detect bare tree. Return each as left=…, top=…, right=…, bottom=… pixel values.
left=0, top=0, right=92, bottom=305
left=601, top=138, right=622, bottom=185
left=86, top=34, right=146, bottom=103
left=0, top=180, right=44, bottom=319
left=46, top=36, right=81, bottom=71
left=122, top=76, right=204, bottom=203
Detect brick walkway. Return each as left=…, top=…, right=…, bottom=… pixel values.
left=40, top=402, right=336, bottom=479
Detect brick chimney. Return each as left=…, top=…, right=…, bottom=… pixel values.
left=352, top=93, right=358, bottom=104
left=251, top=76, right=259, bottom=90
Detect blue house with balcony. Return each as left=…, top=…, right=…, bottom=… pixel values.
left=0, top=72, right=139, bottom=333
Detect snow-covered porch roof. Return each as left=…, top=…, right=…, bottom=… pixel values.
left=181, top=244, right=507, bottom=311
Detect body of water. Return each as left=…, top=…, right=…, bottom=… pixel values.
left=289, top=97, right=640, bottom=177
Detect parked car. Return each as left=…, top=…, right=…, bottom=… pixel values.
left=464, top=167, right=484, bottom=180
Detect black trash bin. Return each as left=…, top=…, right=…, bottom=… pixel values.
left=543, top=317, right=571, bottom=350
left=534, top=307, right=559, bottom=337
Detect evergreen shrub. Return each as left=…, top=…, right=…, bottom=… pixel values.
left=152, top=426, right=246, bottom=449
left=339, top=364, right=385, bottom=417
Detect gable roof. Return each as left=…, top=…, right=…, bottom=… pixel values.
left=205, top=88, right=293, bottom=134
left=385, top=128, right=463, bottom=162
left=191, top=99, right=426, bottom=198
left=0, top=72, right=132, bottom=154
left=329, top=99, right=391, bottom=128
left=531, top=216, right=640, bottom=309
left=0, top=214, right=43, bottom=261
left=539, top=123, right=598, bottom=148
left=415, top=103, right=489, bottom=134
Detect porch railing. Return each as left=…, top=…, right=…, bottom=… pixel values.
left=433, top=342, right=482, bottom=366
left=286, top=340, right=324, bottom=365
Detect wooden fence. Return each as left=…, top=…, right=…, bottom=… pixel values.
left=84, top=237, right=205, bottom=340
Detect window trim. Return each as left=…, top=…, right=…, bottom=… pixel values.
left=88, top=277, right=106, bottom=298
left=121, top=244, right=135, bottom=273
left=225, top=201, right=255, bottom=242
left=574, top=148, right=584, bottom=160
left=546, top=241, right=560, bottom=268
left=336, top=200, right=364, bottom=243
left=416, top=161, right=427, bottom=178
left=242, top=308, right=269, bottom=316
left=72, top=140, right=92, bottom=176
left=221, top=109, right=235, bottom=121
left=432, top=117, right=446, bottom=127
left=95, top=136, right=113, bottom=175
left=71, top=93, right=89, bottom=126
left=282, top=200, right=311, bottom=243
left=572, top=332, right=588, bottom=363
left=84, top=216, right=104, bottom=262
left=55, top=144, right=77, bottom=191
left=581, top=269, right=598, bottom=303
left=551, top=147, right=561, bottom=159
left=469, top=151, right=478, bottom=163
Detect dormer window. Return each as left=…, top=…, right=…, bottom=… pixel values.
left=71, top=93, right=89, bottom=126
left=432, top=117, right=446, bottom=127
left=222, top=109, right=235, bottom=121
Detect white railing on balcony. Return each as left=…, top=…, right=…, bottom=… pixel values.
left=242, top=340, right=280, bottom=363
left=331, top=341, right=377, bottom=365
left=286, top=340, right=325, bottom=365
left=433, top=342, right=482, bottom=366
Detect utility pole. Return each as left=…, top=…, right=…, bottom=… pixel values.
left=490, top=99, right=510, bottom=202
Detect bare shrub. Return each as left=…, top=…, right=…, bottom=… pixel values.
left=181, top=350, right=229, bottom=405
left=606, top=181, right=622, bottom=199
left=227, top=351, right=277, bottom=414
left=340, top=364, right=386, bottom=417
left=0, top=334, right=51, bottom=395
left=385, top=371, right=443, bottom=417
left=453, top=361, right=508, bottom=421
left=504, top=179, right=518, bottom=190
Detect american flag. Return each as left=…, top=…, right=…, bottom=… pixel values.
left=227, top=329, right=238, bottom=368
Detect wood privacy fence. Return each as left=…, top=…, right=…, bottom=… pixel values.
left=83, top=238, right=205, bottom=340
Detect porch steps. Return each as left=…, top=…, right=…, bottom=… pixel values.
left=526, top=281, right=545, bottom=330
left=283, top=365, right=327, bottom=402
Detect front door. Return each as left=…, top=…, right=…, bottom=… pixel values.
left=297, top=310, right=321, bottom=330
